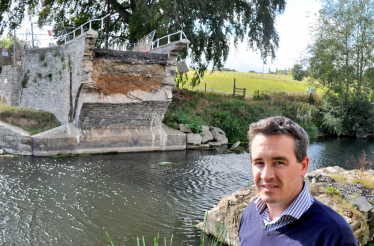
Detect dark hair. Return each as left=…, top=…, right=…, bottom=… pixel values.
left=248, top=116, right=309, bottom=162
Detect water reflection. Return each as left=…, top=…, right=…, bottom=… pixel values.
left=0, top=138, right=373, bottom=245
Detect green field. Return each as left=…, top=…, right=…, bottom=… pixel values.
left=184, top=71, right=314, bottom=97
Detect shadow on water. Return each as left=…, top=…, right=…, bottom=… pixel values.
left=0, top=138, right=373, bottom=245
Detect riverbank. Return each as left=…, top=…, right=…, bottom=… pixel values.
left=163, top=88, right=322, bottom=143
left=199, top=166, right=374, bottom=246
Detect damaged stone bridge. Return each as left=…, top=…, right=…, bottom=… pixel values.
left=0, top=30, right=189, bottom=156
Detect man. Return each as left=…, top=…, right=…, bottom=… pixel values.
left=239, top=116, right=357, bottom=246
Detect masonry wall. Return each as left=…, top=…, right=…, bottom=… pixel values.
left=0, top=65, right=22, bottom=105
left=19, top=31, right=93, bottom=124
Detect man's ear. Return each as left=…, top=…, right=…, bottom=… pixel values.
left=300, top=156, right=310, bottom=177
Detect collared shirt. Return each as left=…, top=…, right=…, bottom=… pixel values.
left=255, top=181, right=314, bottom=231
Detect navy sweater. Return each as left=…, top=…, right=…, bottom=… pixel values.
left=239, top=200, right=358, bottom=246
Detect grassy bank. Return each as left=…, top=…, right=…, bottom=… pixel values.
left=0, top=101, right=60, bottom=135
left=183, top=72, right=313, bottom=97
left=163, top=89, right=322, bottom=143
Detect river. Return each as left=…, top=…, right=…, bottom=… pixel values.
left=1, top=138, right=374, bottom=245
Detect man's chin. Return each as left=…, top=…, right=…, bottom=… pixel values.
left=259, top=194, right=279, bottom=204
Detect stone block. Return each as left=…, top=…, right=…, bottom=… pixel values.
left=352, top=196, right=373, bottom=213
left=21, top=150, right=32, bottom=156
left=201, top=130, right=213, bottom=143
left=21, top=137, right=33, bottom=145
left=179, top=124, right=192, bottom=133
left=201, top=125, right=210, bottom=132
left=210, top=126, right=226, bottom=136
left=208, top=141, right=222, bottom=147
left=210, top=127, right=228, bottom=145
left=187, top=133, right=202, bottom=145
left=19, top=143, right=32, bottom=153
left=0, top=149, right=4, bottom=155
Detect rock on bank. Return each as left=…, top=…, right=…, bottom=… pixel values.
left=198, top=167, right=374, bottom=246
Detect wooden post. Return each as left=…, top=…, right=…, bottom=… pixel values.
left=233, top=78, right=236, bottom=96
left=243, top=88, right=246, bottom=99
left=205, top=83, right=207, bottom=94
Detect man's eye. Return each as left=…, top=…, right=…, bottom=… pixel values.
left=275, top=161, right=284, bottom=165
left=254, top=162, right=264, bottom=166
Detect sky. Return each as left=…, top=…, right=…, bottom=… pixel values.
left=224, top=0, right=322, bottom=73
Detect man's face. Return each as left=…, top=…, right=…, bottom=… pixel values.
left=251, top=134, right=309, bottom=211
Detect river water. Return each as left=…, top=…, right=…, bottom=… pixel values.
left=1, top=138, right=374, bottom=245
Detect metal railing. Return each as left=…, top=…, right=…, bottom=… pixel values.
left=55, top=13, right=113, bottom=44
left=151, top=30, right=187, bottom=49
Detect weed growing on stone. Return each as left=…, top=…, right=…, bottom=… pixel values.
left=352, top=175, right=374, bottom=190
left=333, top=195, right=369, bottom=245
left=53, top=50, right=60, bottom=57
left=330, top=173, right=347, bottom=184
left=39, top=51, right=46, bottom=61
left=43, top=61, right=47, bottom=67
left=68, top=55, right=72, bottom=70
left=21, top=74, right=29, bottom=88
left=37, top=73, right=42, bottom=79
left=46, top=73, right=52, bottom=82
left=321, top=186, right=369, bottom=245
left=323, top=186, right=342, bottom=196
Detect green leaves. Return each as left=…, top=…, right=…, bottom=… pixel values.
left=1, top=0, right=285, bottom=88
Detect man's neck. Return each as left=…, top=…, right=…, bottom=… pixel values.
left=267, top=206, right=286, bottom=221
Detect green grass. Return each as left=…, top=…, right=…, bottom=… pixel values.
left=0, top=100, right=61, bottom=135
left=183, top=71, right=313, bottom=97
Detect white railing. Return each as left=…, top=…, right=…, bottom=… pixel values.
left=151, top=30, right=187, bottom=49
left=55, top=13, right=113, bottom=44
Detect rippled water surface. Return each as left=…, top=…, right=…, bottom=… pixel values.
left=1, top=138, right=374, bottom=245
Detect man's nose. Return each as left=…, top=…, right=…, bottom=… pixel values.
left=261, top=165, right=275, bottom=180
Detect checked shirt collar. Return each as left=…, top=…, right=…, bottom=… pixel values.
left=255, top=181, right=314, bottom=231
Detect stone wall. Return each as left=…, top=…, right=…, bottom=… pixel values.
left=19, top=30, right=94, bottom=124
left=0, top=121, right=32, bottom=155
left=0, top=65, right=22, bottom=105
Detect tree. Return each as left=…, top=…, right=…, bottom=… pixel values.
left=0, top=0, right=286, bottom=87
left=292, top=63, right=306, bottom=81
left=308, top=0, right=374, bottom=136
left=0, top=35, right=13, bottom=48
left=308, top=0, right=374, bottom=99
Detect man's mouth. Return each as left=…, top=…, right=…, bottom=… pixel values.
left=261, top=185, right=278, bottom=189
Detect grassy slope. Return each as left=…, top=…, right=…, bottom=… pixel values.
left=163, top=89, right=321, bottom=144
left=0, top=101, right=60, bottom=135
left=184, top=72, right=312, bottom=97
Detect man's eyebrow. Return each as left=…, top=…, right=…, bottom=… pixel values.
left=272, top=156, right=289, bottom=161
